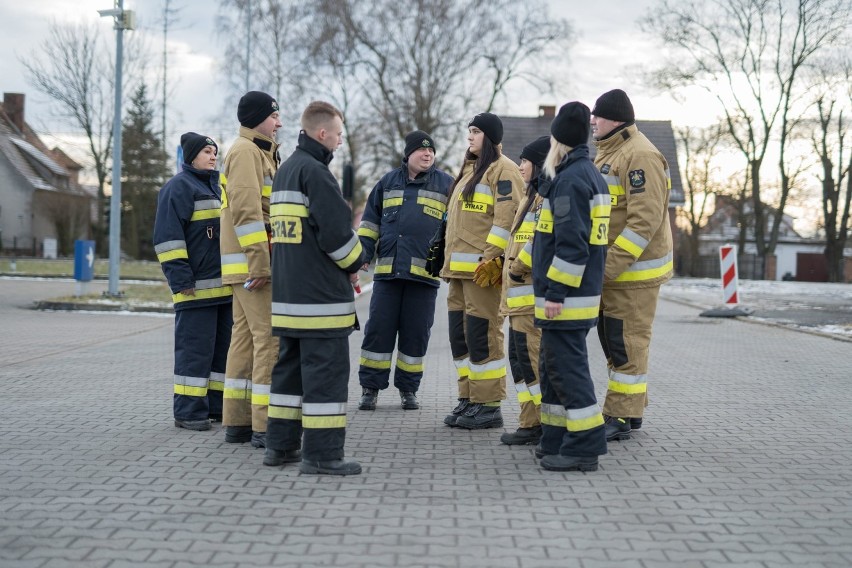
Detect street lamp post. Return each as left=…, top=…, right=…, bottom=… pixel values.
left=99, top=1, right=135, bottom=297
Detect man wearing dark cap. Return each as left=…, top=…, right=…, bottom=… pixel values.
left=355, top=130, right=454, bottom=411
left=590, top=89, right=673, bottom=442
left=531, top=101, right=610, bottom=471
left=154, top=133, right=233, bottom=431
left=219, top=90, right=282, bottom=448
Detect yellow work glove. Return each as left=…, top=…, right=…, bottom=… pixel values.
left=473, top=256, right=503, bottom=287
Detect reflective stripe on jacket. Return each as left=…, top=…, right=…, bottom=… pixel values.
left=440, top=153, right=524, bottom=279
left=219, top=126, right=277, bottom=285
left=594, top=123, right=673, bottom=288
left=153, top=165, right=232, bottom=310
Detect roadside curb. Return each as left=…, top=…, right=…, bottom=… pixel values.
left=32, top=300, right=174, bottom=314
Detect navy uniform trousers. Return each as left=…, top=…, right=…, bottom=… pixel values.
left=267, top=336, right=350, bottom=462
left=173, top=303, right=232, bottom=421
left=358, top=279, right=437, bottom=393
left=538, top=328, right=607, bottom=457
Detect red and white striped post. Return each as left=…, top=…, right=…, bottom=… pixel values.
left=719, top=244, right=739, bottom=306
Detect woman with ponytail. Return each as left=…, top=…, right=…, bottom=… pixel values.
left=440, top=112, right=525, bottom=430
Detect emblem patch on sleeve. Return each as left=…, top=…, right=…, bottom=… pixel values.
left=497, top=180, right=512, bottom=196
left=628, top=169, right=645, bottom=188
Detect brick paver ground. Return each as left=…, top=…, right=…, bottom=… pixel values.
left=1, top=278, right=850, bottom=567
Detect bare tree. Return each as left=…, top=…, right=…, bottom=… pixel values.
left=160, top=0, right=184, bottom=152
left=645, top=0, right=848, bottom=278
left=676, top=124, right=728, bottom=275
left=20, top=19, right=147, bottom=254
left=809, top=62, right=851, bottom=281
left=21, top=21, right=114, bottom=252
left=217, top=0, right=573, bottom=197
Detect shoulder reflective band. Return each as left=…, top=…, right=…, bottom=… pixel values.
left=270, top=190, right=310, bottom=217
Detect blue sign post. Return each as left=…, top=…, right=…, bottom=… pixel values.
left=74, top=239, right=95, bottom=296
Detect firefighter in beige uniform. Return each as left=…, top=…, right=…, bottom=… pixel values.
left=590, top=89, right=673, bottom=442
left=441, top=112, right=524, bottom=430
left=498, top=135, right=550, bottom=445
left=220, top=91, right=282, bottom=448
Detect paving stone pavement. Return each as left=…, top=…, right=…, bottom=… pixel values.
left=1, top=278, right=851, bottom=568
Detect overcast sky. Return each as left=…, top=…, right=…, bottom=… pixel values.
left=0, top=0, right=721, bottom=152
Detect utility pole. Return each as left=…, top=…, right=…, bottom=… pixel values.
left=99, top=0, right=135, bottom=296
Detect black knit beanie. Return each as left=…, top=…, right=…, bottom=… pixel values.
left=591, top=89, right=635, bottom=122
left=237, top=91, right=279, bottom=128
left=403, top=130, right=436, bottom=160
left=180, top=132, right=217, bottom=165
left=519, top=136, right=551, bottom=168
left=468, top=112, right=503, bottom=144
left=550, top=102, right=591, bottom=147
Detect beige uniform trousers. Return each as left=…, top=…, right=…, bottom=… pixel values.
left=447, top=278, right=506, bottom=404
left=598, top=285, right=659, bottom=418
left=223, top=284, right=276, bottom=431
left=508, top=314, right=542, bottom=429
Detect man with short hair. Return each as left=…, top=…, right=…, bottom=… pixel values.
left=219, top=91, right=282, bottom=448
left=264, top=101, right=367, bottom=476
left=590, top=89, right=673, bottom=442
left=356, top=130, right=453, bottom=411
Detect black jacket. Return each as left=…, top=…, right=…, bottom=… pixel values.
left=532, top=145, right=610, bottom=330
left=153, top=165, right=232, bottom=311
left=357, top=161, right=453, bottom=287
left=270, top=132, right=366, bottom=338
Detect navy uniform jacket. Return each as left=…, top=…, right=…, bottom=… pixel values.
left=270, top=132, right=366, bottom=338
left=153, top=165, right=233, bottom=311
left=532, top=144, right=610, bottom=330
left=357, top=162, right=453, bottom=286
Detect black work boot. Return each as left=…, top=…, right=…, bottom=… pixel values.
left=299, top=459, right=362, bottom=476
left=540, top=454, right=599, bottom=472
left=443, top=398, right=470, bottom=427
left=604, top=416, right=631, bottom=442
left=400, top=391, right=419, bottom=410
left=500, top=425, right=542, bottom=445
left=208, top=413, right=222, bottom=423
left=358, top=388, right=378, bottom=410
left=262, top=448, right=302, bottom=466
left=630, top=417, right=643, bottom=430
left=174, top=418, right=211, bottom=431
left=250, top=431, right=266, bottom=448
left=224, top=425, right=252, bottom=443
left=456, top=404, right=503, bottom=430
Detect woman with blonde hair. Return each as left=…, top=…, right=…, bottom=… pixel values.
left=531, top=102, right=610, bottom=471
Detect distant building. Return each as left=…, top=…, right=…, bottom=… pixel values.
left=0, top=92, right=94, bottom=256
left=501, top=105, right=686, bottom=272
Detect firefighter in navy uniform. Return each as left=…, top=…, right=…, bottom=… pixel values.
left=590, top=89, right=673, bottom=442
left=219, top=91, right=282, bottom=449
left=498, top=135, right=550, bottom=446
left=154, top=132, right=233, bottom=431
left=356, top=130, right=453, bottom=411
left=264, top=101, right=366, bottom=476
left=531, top=102, right=609, bottom=472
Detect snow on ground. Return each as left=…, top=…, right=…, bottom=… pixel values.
left=662, top=278, right=852, bottom=339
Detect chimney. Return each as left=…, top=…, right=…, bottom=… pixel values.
left=3, top=93, right=25, bottom=132
left=538, top=105, right=556, bottom=118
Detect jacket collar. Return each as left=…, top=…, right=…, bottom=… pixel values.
left=297, top=131, right=334, bottom=165
left=182, top=164, right=219, bottom=183
left=555, top=144, right=590, bottom=173
left=594, top=123, right=638, bottom=152
left=238, top=126, right=278, bottom=158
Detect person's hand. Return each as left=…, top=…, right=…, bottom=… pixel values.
left=544, top=300, right=562, bottom=319
left=178, top=288, right=195, bottom=296
left=473, top=257, right=503, bottom=287
left=360, top=262, right=369, bottom=271
left=245, top=277, right=269, bottom=291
